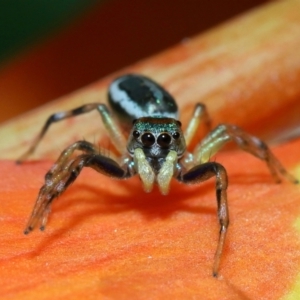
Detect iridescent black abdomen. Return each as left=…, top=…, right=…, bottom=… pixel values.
left=108, top=74, right=179, bottom=124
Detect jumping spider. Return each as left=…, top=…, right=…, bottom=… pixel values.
left=18, top=74, right=298, bottom=277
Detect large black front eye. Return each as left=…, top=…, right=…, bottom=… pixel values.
left=157, top=133, right=172, bottom=148
left=141, top=133, right=155, bottom=147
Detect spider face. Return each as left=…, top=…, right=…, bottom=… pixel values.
left=127, top=117, right=185, bottom=159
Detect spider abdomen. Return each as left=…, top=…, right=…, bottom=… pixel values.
left=108, top=74, right=179, bottom=124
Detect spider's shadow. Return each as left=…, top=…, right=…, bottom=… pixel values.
left=25, top=170, right=276, bottom=256
left=25, top=177, right=219, bottom=256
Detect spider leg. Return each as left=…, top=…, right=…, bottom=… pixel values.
left=24, top=150, right=133, bottom=234
left=184, top=103, right=211, bottom=148
left=17, top=103, right=127, bottom=163
left=177, top=161, right=229, bottom=277
left=45, top=140, right=105, bottom=180
left=193, top=124, right=298, bottom=184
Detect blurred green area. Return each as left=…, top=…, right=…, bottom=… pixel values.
left=0, top=0, right=100, bottom=64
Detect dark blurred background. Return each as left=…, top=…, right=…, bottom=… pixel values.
left=0, top=0, right=268, bottom=123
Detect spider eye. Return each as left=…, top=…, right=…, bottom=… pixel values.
left=157, top=133, right=172, bottom=148
left=141, top=133, right=155, bottom=147
left=172, top=132, right=180, bottom=140
left=133, top=130, right=140, bottom=138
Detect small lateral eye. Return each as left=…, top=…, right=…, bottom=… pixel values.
left=157, top=133, right=172, bottom=148
left=141, top=133, right=155, bottom=147
left=172, top=132, right=180, bottom=140
left=133, top=130, right=140, bottom=138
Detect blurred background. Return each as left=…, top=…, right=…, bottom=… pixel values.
left=0, top=0, right=268, bottom=124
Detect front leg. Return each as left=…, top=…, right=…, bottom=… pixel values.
left=177, top=161, right=229, bottom=277
left=45, top=140, right=101, bottom=179
left=24, top=153, right=133, bottom=234
left=193, top=124, right=298, bottom=184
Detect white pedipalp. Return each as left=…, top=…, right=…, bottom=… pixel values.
left=133, top=148, right=155, bottom=193
left=157, top=150, right=177, bottom=195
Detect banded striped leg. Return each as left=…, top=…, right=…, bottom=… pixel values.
left=17, top=103, right=127, bottom=163
left=45, top=140, right=102, bottom=180
left=193, top=124, right=299, bottom=184
left=177, top=162, right=229, bottom=277
left=184, top=103, right=211, bottom=148
left=24, top=140, right=133, bottom=234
